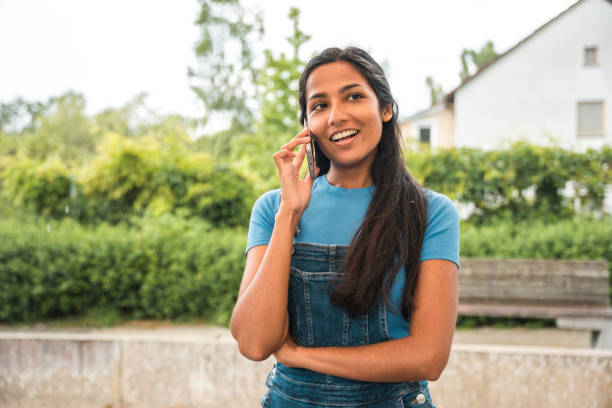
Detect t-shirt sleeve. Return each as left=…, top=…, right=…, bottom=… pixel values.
left=420, top=191, right=460, bottom=268
left=245, top=189, right=280, bottom=256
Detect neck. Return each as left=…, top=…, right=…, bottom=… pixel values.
left=326, top=166, right=373, bottom=188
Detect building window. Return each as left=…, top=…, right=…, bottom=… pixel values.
left=577, top=102, right=604, bottom=136
left=419, top=127, right=431, bottom=145
left=584, top=47, right=598, bottom=66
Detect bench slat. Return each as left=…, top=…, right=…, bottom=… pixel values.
left=459, top=258, right=610, bottom=307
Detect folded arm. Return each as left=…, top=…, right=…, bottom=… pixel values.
left=230, top=209, right=298, bottom=361
left=274, top=259, right=458, bottom=382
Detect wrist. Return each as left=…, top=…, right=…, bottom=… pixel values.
left=291, top=345, right=307, bottom=369
left=276, top=206, right=302, bottom=229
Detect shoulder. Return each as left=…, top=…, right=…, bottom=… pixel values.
left=424, top=189, right=458, bottom=220
left=252, top=188, right=281, bottom=215
left=420, top=188, right=460, bottom=267
left=246, top=189, right=281, bottom=255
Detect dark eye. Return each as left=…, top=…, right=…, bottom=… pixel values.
left=348, top=93, right=363, bottom=101
left=311, top=102, right=327, bottom=112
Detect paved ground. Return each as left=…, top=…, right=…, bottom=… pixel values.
left=0, top=321, right=592, bottom=348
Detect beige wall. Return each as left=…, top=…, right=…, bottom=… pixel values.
left=400, top=103, right=455, bottom=149
left=1, top=333, right=611, bottom=408
left=434, top=104, right=455, bottom=148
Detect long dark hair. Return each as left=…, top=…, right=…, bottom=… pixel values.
left=298, top=47, right=428, bottom=320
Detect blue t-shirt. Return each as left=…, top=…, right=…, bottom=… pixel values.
left=245, top=175, right=460, bottom=339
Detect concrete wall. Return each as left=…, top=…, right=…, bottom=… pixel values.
left=454, top=0, right=612, bottom=151
left=1, top=333, right=611, bottom=408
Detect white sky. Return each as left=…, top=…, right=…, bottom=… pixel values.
left=0, top=0, right=577, bottom=124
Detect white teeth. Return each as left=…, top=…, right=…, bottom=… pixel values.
left=331, top=129, right=358, bottom=141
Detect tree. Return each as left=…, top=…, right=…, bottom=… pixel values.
left=459, top=40, right=498, bottom=82
left=425, top=76, right=445, bottom=106
left=0, top=97, right=50, bottom=157
left=189, top=0, right=264, bottom=132
left=93, top=93, right=150, bottom=139
left=192, top=6, right=311, bottom=190
left=256, top=8, right=309, bottom=137
left=229, top=7, right=310, bottom=185
left=0, top=97, right=48, bottom=134
left=14, top=92, right=95, bottom=165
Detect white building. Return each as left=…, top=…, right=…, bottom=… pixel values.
left=401, top=0, right=612, bottom=152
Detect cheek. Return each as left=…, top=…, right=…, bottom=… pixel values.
left=307, top=115, right=327, bottom=138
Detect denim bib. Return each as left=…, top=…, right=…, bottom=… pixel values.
left=261, top=243, right=434, bottom=407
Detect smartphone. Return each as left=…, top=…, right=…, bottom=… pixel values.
left=306, top=130, right=317, bottom=179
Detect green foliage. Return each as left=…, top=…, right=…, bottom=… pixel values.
left=460, top=216, right=612, bottom=261
left=1, top=133, right=255, bottom=227
left=2, top=212, right=610, bottom=326
left=17, top=92, right=96, bottom=165
left=0, top=214, right=246, bottom=325
left=190, top=0, right=264, bottom=130
left=213, top=7, right=310, bottom=187
left=406, top=142, right=612, bottom=224
left=192, top=6, right=310, bottom=193
left=423, top=40, right=497, bottom=106
left=456, top=316, right=555, bottom=329
left=425, top=76, right=445, bottom=106
left=0, top=96, right=48, bottom=134
left=460, top=215, right=612, bottom=304
left=0, top=92, right=199, bottom=169
left=460, top=40, right=498, bottom=81
left=1, top=156, right=73, bottom=218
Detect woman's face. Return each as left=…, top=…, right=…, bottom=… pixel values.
left=305, top=61, right=392, bottom=171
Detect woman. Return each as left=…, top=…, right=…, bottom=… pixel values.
left=230, top=47, right=459, bottom=407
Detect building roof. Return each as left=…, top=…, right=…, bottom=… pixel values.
left=403, top=101, right=449, bottom=122
left=442, top=0, right=610, bottom=104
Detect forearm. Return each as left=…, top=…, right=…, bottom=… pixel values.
left=231, top=208, right=300, bottom=359
left=290, top=336, right=448, bottom=383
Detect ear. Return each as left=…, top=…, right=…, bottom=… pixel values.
left=381, top=103, right=393, bottom=123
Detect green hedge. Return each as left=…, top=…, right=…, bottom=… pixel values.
left=458, top=215, right=612, bottom=327
left=461, top=216, right=612, bottom=261
left=406, top=143, right=612, bottom=224
left=0, top=214, right=247, bottom=325
left=461, top=216, right=612, bottom=301
left=2, top=213, right=610, bottom=326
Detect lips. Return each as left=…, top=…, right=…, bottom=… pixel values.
left=330, top=129, right=359, bottom=142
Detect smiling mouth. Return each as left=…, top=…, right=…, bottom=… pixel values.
left=330, top=129, right=359, bottom=142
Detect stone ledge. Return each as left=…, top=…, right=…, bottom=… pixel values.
left=1, top=334, right=611, bottom=408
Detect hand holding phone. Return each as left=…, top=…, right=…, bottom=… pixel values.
left=306, top=130, right=317, bottom=179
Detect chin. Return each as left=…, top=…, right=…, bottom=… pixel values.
left=331, top=153, right=376, bottom=169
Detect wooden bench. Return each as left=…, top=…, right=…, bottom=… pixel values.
left=457, top=258, right=612, bottom=348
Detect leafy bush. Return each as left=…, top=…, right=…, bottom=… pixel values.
left=2, top=213, right=610, bottom=326
left=0, top=214, right=247, bottom=325
left=1, top=156, right=73, bottom=218
left=406, top=143, right=612, bottom=224
left=0, top=134, right=255, bottom=227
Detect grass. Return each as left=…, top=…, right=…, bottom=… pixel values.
left=455, top=315, right=556, bottom=330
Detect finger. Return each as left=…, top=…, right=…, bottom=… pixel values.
left=295, top=127, right=311, bottom=139
left=293, top=142, right=306, bottom=168
left=282, top=137, right=311, bottom=153
left=302, top=169, right=315, bottom=185
left=282, top=128, right=310, bottom=148
left=273, top=149, right=297, bottom=164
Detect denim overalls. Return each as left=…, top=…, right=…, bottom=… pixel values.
left=261, top=243, right=435, bottom=407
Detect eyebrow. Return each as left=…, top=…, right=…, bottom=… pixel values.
left=307, top=83, right=362, bottom=102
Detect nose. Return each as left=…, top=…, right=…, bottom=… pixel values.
left=327, top=101, right=348, bottom=126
